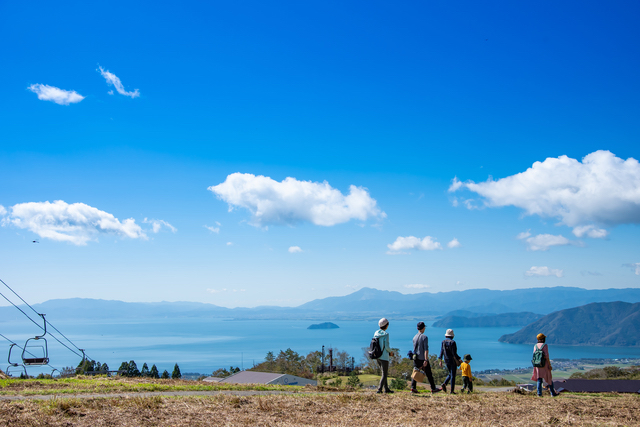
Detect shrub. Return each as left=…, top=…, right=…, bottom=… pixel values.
left=390, top=377, right=407, bottom=390
left=347, top=372, right=362, bottom=388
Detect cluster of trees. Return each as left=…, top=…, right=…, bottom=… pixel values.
left=76, top=359, right=109, bottom=375
left=117, top=360, right=182, bottom=379
left=251, top=348, right=355, bottom=379
left=211, top=366, right=241, bottom=378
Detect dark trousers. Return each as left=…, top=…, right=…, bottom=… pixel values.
left=462, top=376, right=473, bottom=393
left=410, top=358, right=437, bottom=390
left=377, top=359, right=389, bottom=391
left=442, top=361, right=457, bottom=392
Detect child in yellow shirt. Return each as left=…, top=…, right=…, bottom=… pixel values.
left=460, top=354, right=473, bottom=393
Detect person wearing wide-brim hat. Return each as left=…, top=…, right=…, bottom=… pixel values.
left=460, top=354, right=473, bottom=393
left=373, top=317, right=395, bottom=394
left=531, top=333, right=558, bottom=397
left=438, top=329, right=461, bottom=394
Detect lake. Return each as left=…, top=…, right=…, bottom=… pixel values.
left=4, top=318, right=640, bottom=376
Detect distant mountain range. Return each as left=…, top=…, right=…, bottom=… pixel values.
left=499, top=302, right=640, bottom=346
left=432, top=312, right=543, bottom=328
left=0, top=286, right=639, bottom=322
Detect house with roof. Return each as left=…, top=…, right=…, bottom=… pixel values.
left=216, top=371, right=316, bottom=386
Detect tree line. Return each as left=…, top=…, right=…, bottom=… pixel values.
left=74, top=358, right=182, bottom=379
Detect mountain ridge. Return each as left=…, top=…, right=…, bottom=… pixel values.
left=1, top=286, right=639, bottom=321
left=498, top=301, right=640, bottom=346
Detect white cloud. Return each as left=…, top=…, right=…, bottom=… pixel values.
left=450, top=151, right=640, bottom=234
left=448, top=177, right=463, bottom=192
left=572, top=225, right=608, bottom=239
left=0, top=205, right=6, bottom=216
left=2, top=200, right=146, bottom=245
left=98, top=66, right=140, bottom=98
left=404, top=284, right=430, bottom=289
left=27, top=84, right=84, bottom=105
left=525, top=266, right=564, bottom=278
left=207, top=288, right=227, bottom=293
left=288, top=246, right=303, bottom=253
left=205, top=225, right=220, bottom=234
left=143, top=218, right=176, bottom=233
left=623, top=263, right=640, bottom=275
left=516, top=230, right=532, bottom=240
left=447, top=238, right=461, bottom=248
left=208, top=173, right=385, bottom=227
left=226, top=242, right=233, bottom=246
left=387, top=236, right=442, bottom=253
left=518, top=233, right=573, bottom=251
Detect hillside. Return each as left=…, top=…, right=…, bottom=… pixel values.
left=0, top=378, right=639, bottom=426
left=499, top=302, right=640, bottom=346
left=432, top=312, right=543, bottom=328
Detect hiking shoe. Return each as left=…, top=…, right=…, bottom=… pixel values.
left=376, top=390, right=383, bottom=394
left=450, top=391, right=457, bottom=395
left=431, top=388, right=442, bottom=394
left=410, top=388, right=419, bottom=394
left=441, top=384, right=447, bottom=393
left=385, top=389, right=394, bottom=394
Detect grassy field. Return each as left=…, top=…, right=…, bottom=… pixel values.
left=0, top=377, right=302, bottom=396
left=1, top=386, right=639, bottom=426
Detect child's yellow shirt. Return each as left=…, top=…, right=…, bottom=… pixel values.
left=460, top=362, right=471, bottom=378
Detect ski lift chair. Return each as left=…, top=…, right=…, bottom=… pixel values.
left=22, top=314, right=49, bottom=365
left=7, top=343, right=28, bottom=377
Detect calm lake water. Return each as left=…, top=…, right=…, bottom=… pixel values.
left=4, top=318, right=640, bottom=376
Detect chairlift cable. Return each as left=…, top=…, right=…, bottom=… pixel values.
left=0, top=279, right=92, bottom=361
left=0, top=289, right=84, bottom=359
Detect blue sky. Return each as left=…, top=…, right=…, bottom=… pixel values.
left=1, top=0, right=639, bottom=307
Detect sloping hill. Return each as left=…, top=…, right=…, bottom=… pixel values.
left=433, top=312, right=543, bottom=328
left=498, top=302, right=640, bottom=346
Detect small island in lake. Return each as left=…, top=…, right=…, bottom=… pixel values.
left=307, top=322, right=339, bottom=330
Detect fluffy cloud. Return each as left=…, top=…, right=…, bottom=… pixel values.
left=517, top=233, right=573, bottom=251
left=516, top=230, right=532, bottom=240
left=450, top=151, right=640, bottom=235
left=205, top=225, right=220, bottom=233
left=404, top=284, right=430, bottom=289
left=572, top=225, right=608, bottom=239
left=27, top=84, right=84, bottom=105
left=98, top=66, right=140, bottom=98
left=288, top=246, right=303, bottom=253
left=623, top=263, right=640, bottom=275
left=2, top=200, right=146, bottom=245
left=0, top=205, right=6, bottom=216
left=143, top=218, right=176, bottom=233
left=525, top=266, right=564, bottom=278
left=208, top=173, right=385, bottom=227
left=387, top=236, right=442, bottom=253
left=447, top=238, right=461, bottom=248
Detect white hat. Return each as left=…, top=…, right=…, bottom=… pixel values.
left=378, top=318, right=389, bottom=327
left=445, top=329, right=454, bottom=338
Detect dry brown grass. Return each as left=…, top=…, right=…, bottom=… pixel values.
left=0, top=391, right=638, bottom=426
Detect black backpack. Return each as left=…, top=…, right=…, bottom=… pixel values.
left=368, top=337, right=383, bottom=359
